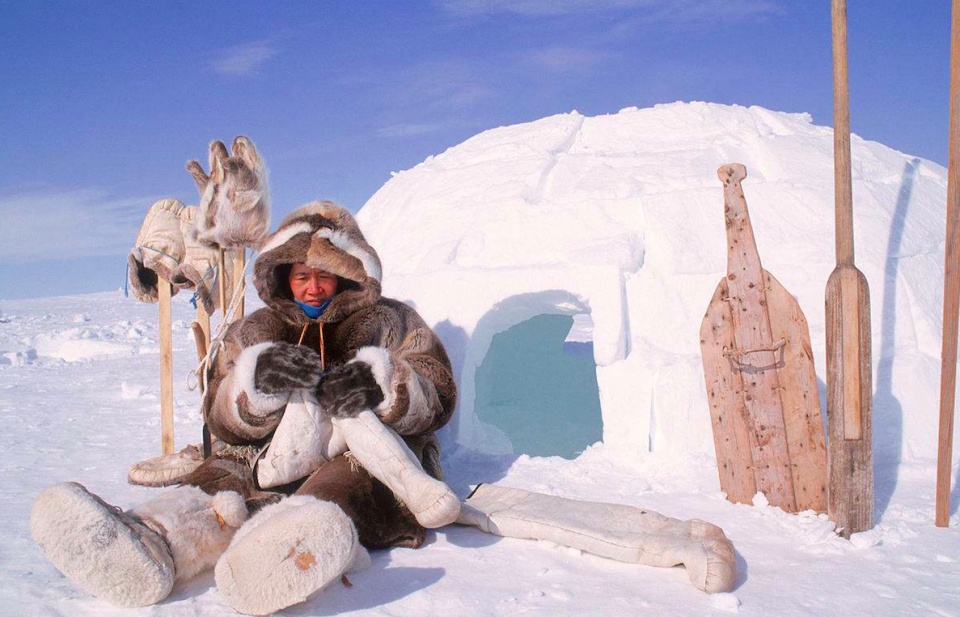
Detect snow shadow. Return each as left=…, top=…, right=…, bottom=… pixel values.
left=285, top=557, right=445, bottom=615
left=873, top=158, right=917, bottom=519
left=952, top=467, right=960, bottom=516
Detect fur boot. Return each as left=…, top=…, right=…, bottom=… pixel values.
left=457, top=483, right=737, bottom=593
left=30, top=483, right=247, bottom=607
left=30, top=482, right=176, bottom=607
left=332, top=410, right=460, bottom=529
left=215, top=495, right=369, bottom=616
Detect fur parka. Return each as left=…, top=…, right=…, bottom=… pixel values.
left=194, top=201, right=457, bottom=546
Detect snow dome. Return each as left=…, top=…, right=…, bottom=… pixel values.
left=356, top=102, right=950, bottom=462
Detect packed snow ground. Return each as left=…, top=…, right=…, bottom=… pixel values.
left=1, top=291, right=958, bottom=616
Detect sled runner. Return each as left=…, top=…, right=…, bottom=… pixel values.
left=700, top=163, right=827, bottom=513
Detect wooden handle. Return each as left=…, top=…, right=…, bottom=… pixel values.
left=717, top=163, right=747, bottom=185
left=832, top=0, right=855, bottom=267
left=717, top=163, right=763, bottom=284
left=937, top=0, right=960, bottom=528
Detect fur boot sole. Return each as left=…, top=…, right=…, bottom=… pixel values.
left=30, top=482, right=175, bottom=607
left=215, top=499, right=359, bottom=615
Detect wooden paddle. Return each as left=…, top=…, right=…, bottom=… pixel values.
left=936, top=0, right=960, bottom=529
left=701, top=164, right=827, bottom=513
left=826, top=0, right=874, bottom=538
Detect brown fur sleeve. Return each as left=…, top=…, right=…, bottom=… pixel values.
left=348, top=321, right=457, bottom=437
left=202, top=311, right=292, bottom=444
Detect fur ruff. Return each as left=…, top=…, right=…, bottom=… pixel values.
left=252, top=201, right=382, bottom=326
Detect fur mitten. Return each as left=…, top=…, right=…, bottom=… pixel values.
left=169, top=205, right=225, bottom=312
left=186, top=136, right=270, bottom=250
left=255, top=342, right=325, bottom=394
left=316, top=362, right=384, bottom=418
left=127, top=198, right=188, bottom=303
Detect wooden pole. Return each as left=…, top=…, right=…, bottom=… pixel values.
left=826, top=0, right=874, bottom=538
left=232, top=248, right=246, bottom=320
left=936, top=0, right=960, bottom=528
left=159, top=278, right=175, bottom=454
left=218, top=248, right=227, bottom=318
left=194, top=303, right=211, bottom=353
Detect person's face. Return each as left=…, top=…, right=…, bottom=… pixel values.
left=288, top=263, right=338, bottom=306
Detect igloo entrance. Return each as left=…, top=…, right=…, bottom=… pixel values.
left=473, top=313, right=603, bottom=459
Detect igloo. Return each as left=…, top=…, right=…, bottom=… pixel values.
left=356, top=102, right=951, bottom=462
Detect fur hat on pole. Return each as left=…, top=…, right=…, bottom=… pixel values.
left=186, top=136, right=271, bottom=251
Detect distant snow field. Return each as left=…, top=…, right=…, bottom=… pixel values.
left=2, top=103, right=959, bottom=615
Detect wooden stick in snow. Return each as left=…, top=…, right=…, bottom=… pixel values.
left=159, top=278, right=174, bottom=455
left=936, top=0, right=960, bottom=528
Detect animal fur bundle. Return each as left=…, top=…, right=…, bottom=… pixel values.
left=186, top=136, right=271, bottom=251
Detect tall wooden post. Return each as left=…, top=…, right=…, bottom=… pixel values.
left=937, top=0, right=960, bottom=528
left=159, top=279, right=174, bottom=454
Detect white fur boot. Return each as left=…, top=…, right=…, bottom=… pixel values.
left=30, top=483, right=247, bottom=607
left=215, top=496, right=370, bottom=616
left=333, top=410, right=461, bottom=529
left=31, top=482, right=174, bottom=607
left=458, top=484, right=737, bottom=593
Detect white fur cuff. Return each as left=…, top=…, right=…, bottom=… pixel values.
left=232, top=342, right=291, bottom=416
left=351, top=346, right=395, bottom=416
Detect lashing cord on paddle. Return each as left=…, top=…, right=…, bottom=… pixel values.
left=722, top=338, right=786, bottom=357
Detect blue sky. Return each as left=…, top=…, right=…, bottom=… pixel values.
left=0, top=0, right=951, bottom=300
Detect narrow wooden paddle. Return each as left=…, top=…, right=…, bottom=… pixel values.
left=826, top=0, right=873, bottom=538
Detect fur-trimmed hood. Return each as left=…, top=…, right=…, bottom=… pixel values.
left=253, top=201, right=383, bottom=325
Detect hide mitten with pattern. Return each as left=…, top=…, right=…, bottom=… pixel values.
left=254, top=342, right=324, bottom=394
left=316, top=362, right=384, bottom=418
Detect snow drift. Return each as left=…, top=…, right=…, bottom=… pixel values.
left=357, top=101, right=950, bottom=463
